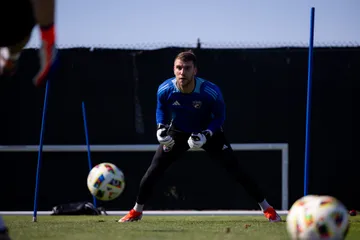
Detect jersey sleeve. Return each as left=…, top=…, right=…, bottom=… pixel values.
left=205, top=83, right=226, bottom=133
left=156, top=82, right=170, bottom=125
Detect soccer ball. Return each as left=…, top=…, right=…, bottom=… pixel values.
left=287, top=195, right=320, bottom=238
left=286, top=195, right=350, bottom=240
left=87, top=162, right=125, bottom=201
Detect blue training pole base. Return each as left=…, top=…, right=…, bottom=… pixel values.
left=33, top=81, right=51, bottom=222
left=82, top=101, right=97, bottom=208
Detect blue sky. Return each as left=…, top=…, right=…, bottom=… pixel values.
left=26, top=0, right=360, bottom=49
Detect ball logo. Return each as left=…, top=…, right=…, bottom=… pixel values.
left=104, top=164, right=115, bottom=174
left=93, top=174, right=105, bottom=188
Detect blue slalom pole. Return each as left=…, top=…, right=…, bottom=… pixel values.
left=304, top=7, right=315, bottom=196
left=33, top=81, right=50, bottom=222
left=82, top=101, right=97, bottom=207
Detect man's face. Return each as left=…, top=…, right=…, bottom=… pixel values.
left=173, top=59, right=197, bottom=88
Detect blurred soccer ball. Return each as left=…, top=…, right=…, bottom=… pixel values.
left=287, top=195, right=320, bottom=238
left=287, top=195, right=349, bottom=240
left=87, top=162, right=125, bottom=201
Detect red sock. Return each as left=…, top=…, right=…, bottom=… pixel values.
left=40, top=24, right=55, bottom=45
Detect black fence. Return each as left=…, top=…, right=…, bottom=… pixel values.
left=0, top=46, right=356, bottom=211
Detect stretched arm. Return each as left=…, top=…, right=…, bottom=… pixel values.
left=207, top=87, right=225, bottom=133
left=156, top=86, right=169, bottom=125
left=188, top=91, right=225, bottom=149
left=155, top=85, right=175, bottom=147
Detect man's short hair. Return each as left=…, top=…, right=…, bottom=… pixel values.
left=175, top=50, right=197, bottom=67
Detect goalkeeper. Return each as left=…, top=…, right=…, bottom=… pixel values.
left=119, top=50, right=282, bottom=223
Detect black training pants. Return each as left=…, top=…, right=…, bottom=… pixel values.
left=136, top=127, right=266, bottom=205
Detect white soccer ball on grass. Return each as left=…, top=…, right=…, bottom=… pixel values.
left=286, top=195, right=349, bottom=240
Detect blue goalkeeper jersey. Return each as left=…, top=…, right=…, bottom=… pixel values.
left=156, top=77, right=225, bottom=133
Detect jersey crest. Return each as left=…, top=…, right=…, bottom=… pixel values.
left=192, top=100, right=202, bottom=109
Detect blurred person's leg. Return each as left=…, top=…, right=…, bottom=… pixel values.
left=30, top=0, right=57, bottom=87
left=0, top=216, right=10, bottom=240
left=0, top=0, right=57, bottom=86
left=0, top=1, right=36, bottom=77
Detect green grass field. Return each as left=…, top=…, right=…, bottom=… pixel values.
left=4, top=215, right=360, bottom=240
